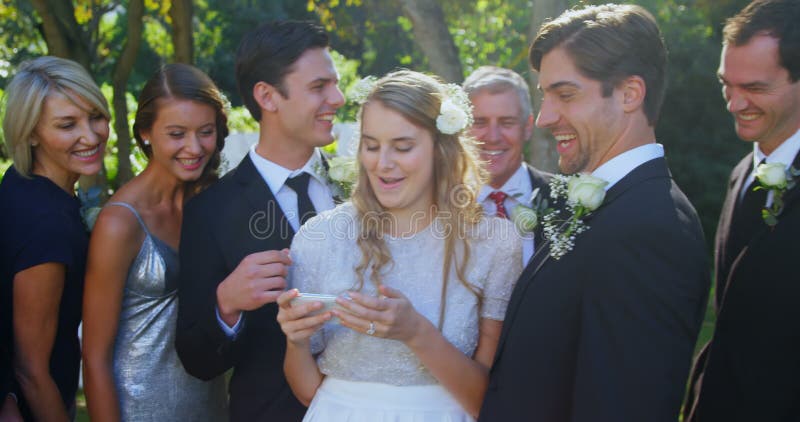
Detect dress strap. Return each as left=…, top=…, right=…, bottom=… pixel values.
left=106, top=202, right=150, bottom=235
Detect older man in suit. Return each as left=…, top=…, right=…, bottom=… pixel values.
left=175, top=21, right=344, bottom=421
left=684, top=1, right=800, bottom=420
left=464, top=66, right=551, bottom=263
left=479, top=4, right=709, bottom=421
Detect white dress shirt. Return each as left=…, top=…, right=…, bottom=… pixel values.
left=741, top=128, right=800, bottom=205
left=478, top=163, right=536, bottom=264
left=592, top=143, right=665, bottom=191
left=248, top=145, right=336, bottom=232
left=217, top=146, right=336, bottom=336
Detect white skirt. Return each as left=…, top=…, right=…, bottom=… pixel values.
left=303, top=377, right=475, bottom=422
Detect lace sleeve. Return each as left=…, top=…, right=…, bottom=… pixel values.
left=480, top=218, right=524, bottom=320
left=288, top=217, right=330, bottom=355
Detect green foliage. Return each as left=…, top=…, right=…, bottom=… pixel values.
left=227, top=106, right=260, bottom=134
left=0, top=158, right=10, bottom=181
left=331, top=50, right=362, bottom=122
left=443, top=0, right=532, bottom=78
left=0, top=0, right=47, bottom=86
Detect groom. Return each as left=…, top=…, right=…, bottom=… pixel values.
left=479, top=4, right=709, bottom=421
left=176, top=21, right=344, bottom=421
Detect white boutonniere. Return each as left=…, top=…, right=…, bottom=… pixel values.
left=77, top=186, right=103, bottom=231
left=542, top=174, right=608, bottom=259
left=511, top=188, right=549, bottom=235
left=316, top=156, right=359, bottom=200
left=753, top=162, right=799, bottom=227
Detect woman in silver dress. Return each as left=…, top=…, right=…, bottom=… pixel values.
left=82, top=64, right=228, bottom=421
left=277, top=70, right=523, bottom=421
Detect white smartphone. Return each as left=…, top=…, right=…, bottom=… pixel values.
left=290, top=293, right=342, bottom=322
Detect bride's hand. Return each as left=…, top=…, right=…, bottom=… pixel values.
left=276, top=289, right=331, bottom=347
left=333, top=285, right=430, bottom=344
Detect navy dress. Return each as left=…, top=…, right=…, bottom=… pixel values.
left=0, top=166, right=88, bottom=419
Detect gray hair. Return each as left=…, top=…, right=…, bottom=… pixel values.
left=463, top=66, right=532, bottom=118
left=2, top=56, right=110, bottom=176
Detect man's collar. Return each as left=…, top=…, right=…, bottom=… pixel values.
left=754, top=128, right=800, bottom=170
left=591, top=143, right=664, bottom=191
left=478, top=163, right=531, bottom=202
left=248, top=146, right=326, bottom=194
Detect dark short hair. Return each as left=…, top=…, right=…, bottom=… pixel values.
left=235, top=20, right=330, bottom=121
left=133, top=63, right=229, bottom=196
left=723, top=0, right=800, bottom=82
left=529, top=4, right=667, bottom=126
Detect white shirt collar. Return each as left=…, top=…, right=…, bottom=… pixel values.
left=753, top=128, right=800, bottom=170
left=248, top=145, right=327, bottom=194
left=478, top=163, right=532, bottom=202
left=591, top=143, right=664, bottom=191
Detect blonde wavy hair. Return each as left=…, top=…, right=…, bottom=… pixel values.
left=351, top=70, right=487, bottom=328
left=2, top=56, right=110, bottom=177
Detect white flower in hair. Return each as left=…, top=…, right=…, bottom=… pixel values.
left=435, top=84, right=473, bottom=135
left=348, top=76, right=378, bottom=105
left=436, top=99, right=470, bottom=134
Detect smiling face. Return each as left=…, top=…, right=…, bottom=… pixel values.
left=359, top=101, right=436, bottom=219
left=31, top=89, right=109, bottom=191
left=270, top=47, right=345, bottom=151
left=469, top=89, right=532, bottom=188
left=141, top=99, right=218, bottom=181
left=718, top=34, right=800, bottom=155
left=535, top=47, right=624, bottom=174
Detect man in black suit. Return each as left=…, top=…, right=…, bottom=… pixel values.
left=684, top=1, right=800, bottom=420
left=175, top=21, right=344, bottom=421
left=479, top=4, right=709, bottom=421
left=464, top=66, right=552, bottom=264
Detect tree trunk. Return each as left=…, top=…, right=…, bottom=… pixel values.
left=397, top=0, right=463, bottom=83
left=527, top=0, right=569, bottom=173
left=170, top=0, right=194, bottom=64
left=29, top=0, right=92, bottom=70
left=112, top=0, right=145, bottom=187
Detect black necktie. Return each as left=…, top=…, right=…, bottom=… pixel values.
left=285, top=173, right=316, bottom=225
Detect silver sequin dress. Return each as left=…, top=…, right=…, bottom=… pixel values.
left=108, top=202, right=228, bottom=422
left=288, top=203, right=523, bottom=420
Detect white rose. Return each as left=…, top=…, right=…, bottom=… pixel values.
left=328, top=156, right=359, bottom=184
left=512, top=205, right=539, bottom=233
left=567, top=174, right=608, bottom=211
left=754, top=162, right=787, bottom=188
left=436, top=99, right=468, bottom=134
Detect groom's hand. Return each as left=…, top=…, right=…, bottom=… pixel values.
left=216, top=249, right=291, bottom=326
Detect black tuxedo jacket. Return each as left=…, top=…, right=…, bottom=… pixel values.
left=479, top=157, right=709, bottom=422
left=176, top=155, right=306, bottom=421
left=525, top=163, right=553, bottom=246
left=685, top=150, right=800, bottom=421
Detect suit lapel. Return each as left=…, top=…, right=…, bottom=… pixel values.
left=525, top=164, right=553, bottom=251
left=778, top=150, right=800, bottom=213
left=493, top=157, right=671, bottom=364
left=713, top=154, right=752, bottom=305
left=233, top=154, right=295, bottom=240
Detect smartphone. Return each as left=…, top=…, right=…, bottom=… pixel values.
left=290, top=293, right=342, bottom=322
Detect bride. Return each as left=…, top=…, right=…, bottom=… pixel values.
left=276, top=70, right=523, bottom=421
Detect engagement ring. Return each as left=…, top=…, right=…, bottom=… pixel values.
left=366, top=321, right=376, bottom=336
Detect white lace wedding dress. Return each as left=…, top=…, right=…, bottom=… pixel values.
left=288, top=203, right=523, bottom=421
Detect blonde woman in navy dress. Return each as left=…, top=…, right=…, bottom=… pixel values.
left=0, top=56, right=110, bottom=421
left=81, top=64, right=228, bottom=421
